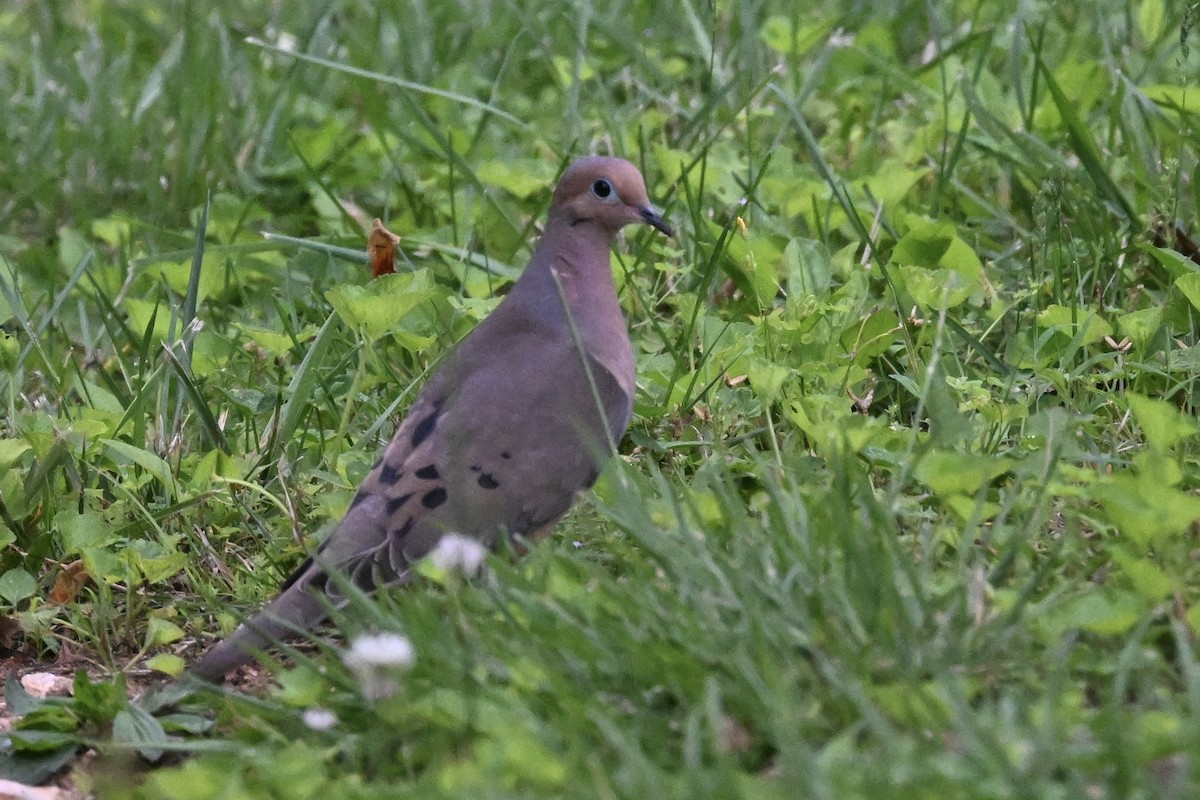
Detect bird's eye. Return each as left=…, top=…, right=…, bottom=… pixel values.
left=591, top=178, right=613, bottom=199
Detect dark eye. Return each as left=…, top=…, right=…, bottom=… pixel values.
left=591, top=178, right=613, bottom=199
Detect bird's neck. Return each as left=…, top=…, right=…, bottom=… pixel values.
left=509, top=217, right=618, bottom=324
left=503, top=216, right=635, bottom=393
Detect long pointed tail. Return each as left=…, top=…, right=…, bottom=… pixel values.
left=187, top=586, right=327, bottom=683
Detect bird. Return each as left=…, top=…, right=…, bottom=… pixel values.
left=189, top=156, right=671, bottom=682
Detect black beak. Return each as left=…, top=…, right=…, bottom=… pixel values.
left=639, top=206, right=673, bottom=237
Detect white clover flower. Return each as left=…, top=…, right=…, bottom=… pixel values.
left=302, top=707, right=338, bottom=731
left=427, top=533, right=487, bottom=576
left=343, top=632, right=416, bottom=701
left=344, top=632, right=416, bottom=669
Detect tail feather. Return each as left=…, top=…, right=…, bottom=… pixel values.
left=187, top=586, right=326, bottom=683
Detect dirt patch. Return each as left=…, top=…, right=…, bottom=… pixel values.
left=1, top=639, right=287, bottom=797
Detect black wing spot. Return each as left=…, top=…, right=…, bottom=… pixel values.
left=422, top=487, right=448, bottom=509
left=386, top=492, right=414, bottom=515
left=500, top=451, right=512, bottom=459
left=469, top=464, right=482, bottom=472
left=415, top=464, right=439, bottom=480
left=410, top=401, right=444, bottom=449
left=391, top=517, right=414, bottom=541
left=478, top=473, right=499, bottom=489
left=379, top=461, right=403, bottom=486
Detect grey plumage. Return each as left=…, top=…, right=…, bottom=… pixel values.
left=189, top=156, right=670, bottom=681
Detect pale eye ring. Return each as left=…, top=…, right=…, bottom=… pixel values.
left=591, top=178, right=613, bottom=199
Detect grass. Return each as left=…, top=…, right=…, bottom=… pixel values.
left=2, top=0, right=1200, bottom=796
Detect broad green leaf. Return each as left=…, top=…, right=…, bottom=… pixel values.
left=915, top=450, right=1011, bottom=496
left=145, top=617, right=185, bottom=647
left=155, top=255, right=226, bottom=304
left=942, top=493, right=1000, bottom=522
left=57, top=510, right=119, bottom=554
left=840, top=308, right=902, bottom=361
left=1111, top=547, right=1175, bottom=601
left=1174, top=273, right=1200, bottom=312
left=1127, top=393, right=1199, bottom=450
left=103, top=439, right=179, bottom=498
left=1137, top=0, right=1166, bottom=43
left=143, top=756, right=246, bottom=798
left=759, top=15, right=833, bottom=55
left=275, top=666, right=328, bottom=707
left=6, top=729, right=79, bottom=754
left=781, top=237, right=833, bottom=297
left=549, top=54, right=596, bottom=86
left=1039, top=591, right=1143, bottom=637
left=1099, top=471, right=1200, bottom=546
left=237, top=323, right=299, bottom=357
left=0, top=742, right=78, bottom=784
left=145, top=653, right=185, bottom=677
left=892, top=220, right=955, bottom=268
left=257, top=742, right=329, bottom=799
left=653, top=145, right=692, bottom=186
left=1117, top=307, right=1161, bottom=350
left=325, top=269, right=441, bottom=346
left=126, top=538, right=188, bottom=584
left=122, top=297, right=172, bottom=344
left=0, top=568, right=37, bottom=604
left=1034, top=61, right=1106, bottom=130
left=1136, top=711, right=1184, bottom=761
left=91, top=215, right=133, bottom=248
left=1037, top=304, right=1112, bottom=344
left=191, top=448, right=243, bottom=487
left=744, top=358, right=793, bottom=403
left=113, top=706, right=169, bottom=762
left=73, top=378, right=125, bottom=416
left=1143, top=84, right=1199, bottom=115
left=864, top=165, right=929, bottom=212
left=72, top=671, right=128, bottom=724
left=476, top=159, right=555, bottom=199
left=0, top=437, right=31, bottom=469
left=786, top=395, right=890, bottom=455
left=13, top=705, right=78, bottom=735
left=1143, top=243, right=1200, bottom=280
left=82, top=546, right=128, bottom=586
left=720, top=230, right=782, bottom=309
left=892, top=218, right=982, bottom=278
left=290, top=114, right=352, bottom=167
left=56, top=226, right=89, bottom=271
left=898, top=265, right=978, bottom=309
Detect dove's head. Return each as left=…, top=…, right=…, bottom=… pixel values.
left=551, top=156, right=672, bottom=237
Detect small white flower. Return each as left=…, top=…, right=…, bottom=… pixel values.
left=302, top=707, right=338, bottom=731
left=343, top=632, right=415, bottom=702
left=427, top=533, right=487, bottom=576
left=344, top=632, right=416, bottom=669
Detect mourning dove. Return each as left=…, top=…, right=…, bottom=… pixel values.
left=189, top=156, right=671, bottom=681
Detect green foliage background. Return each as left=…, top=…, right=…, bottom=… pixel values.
left=2, top=0, right=1200, bottom=796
